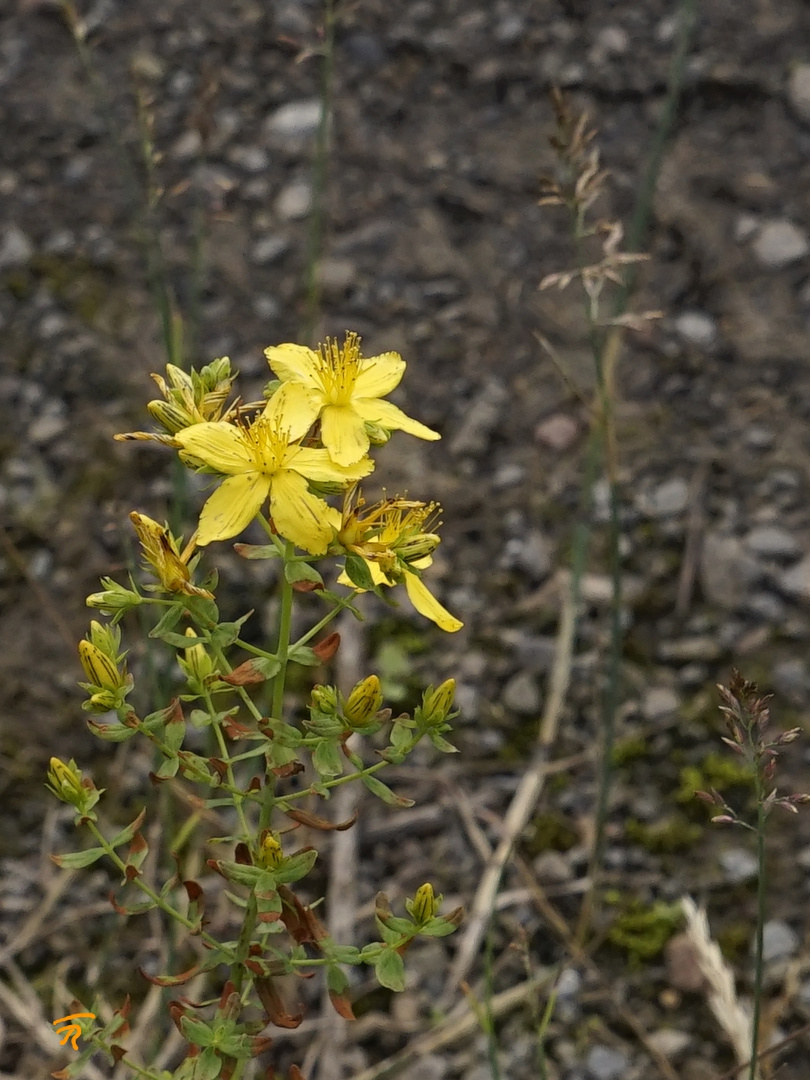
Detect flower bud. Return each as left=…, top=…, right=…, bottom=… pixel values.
left=344, top=675, right=383, bottom=727
left=364, top=422, right=393, bottom=447
left=47, top=757, right=85, bottom=806
left=147, top=399, right=195, bottom=435
left=311, top=684, right=338, bottom=715
left=180, top=627, right=214, bottom=685
left=258, top=832, right=284, bottom=870
left=408, top=882, right=441, bottom=925
left=422, top=679, right=456, bottom=726
left=79, top=640, right=126, bottom=692
left=86, top=577, right=143, bottom=618
left=397, top=532, right=441, bottom=565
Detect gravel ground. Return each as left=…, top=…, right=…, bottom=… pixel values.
left=4, top=2, right=810, bottom=1078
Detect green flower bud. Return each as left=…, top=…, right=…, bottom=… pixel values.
left=86, top=577, right=142, bottom=618
left=422, top=679, right=456, bottom=726
left=408, top=882, right=441, bottom=925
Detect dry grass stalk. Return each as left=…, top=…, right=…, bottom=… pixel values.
left=680, top=896, right=755, bottom=1079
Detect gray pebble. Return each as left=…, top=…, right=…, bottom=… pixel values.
left=674, top=310, right=717, bottom=348
left=449, top=380, right=508, bottom=456
left=585, top=1045, right=629, bottom=1080
left=787, top=63, right=810, bottom=126
left=752, top=220, right=809, bottom=269
left=275, top=180, right=312, bottom=221
left=637, top=477, right=689, bottom=518
left=251, top=235, right=290, bottom=266
left=744, top=524, right=801, bottom=560
left=264, top=99, right=323, bottom=149
left=501, top=530, right=552, bottom=583
left=0, top=224, right=33, bottom=270
left=778, top=554, right=810, bottom=602
left=700, top=532, right=761, bottom=610
left=641, top=686, right=681, bottom=722
left=502, top=671, right=541, bottom=716
left=759, top=920, right=799, bottom=962
left=227, top=145, right=270, bottom=173
left=719, top=848, right=758, bottom=884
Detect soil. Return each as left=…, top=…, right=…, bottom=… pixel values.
left=3, top=1, right=810, bottom=1078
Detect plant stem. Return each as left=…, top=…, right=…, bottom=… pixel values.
left=749, top=793, right=766, bottom=1080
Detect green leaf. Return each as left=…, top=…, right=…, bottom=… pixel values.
left=312, top=738, right=344, bottom=778
left=164, top=715, right=186, bottom=753
left=149, top=605, right=183, bottom=639
left=193, top=1047, right=223, bottom=1080
left=374, top=948, right=405, bottom=992
left=51, top=846, right=106, bottom=869
left=275, top=848, right=318, bottom=884
left=328, top=945, right=363, bottom=965
left=210, top=613, right=252, bottom=649
left=179, top=1015, right=215, bottom=1049
left=361, top=773, right=414, bottom=808
left=344, top=555, right=376, bottom=591
left=234, top=543, right=280, bottom=560
left=288, top=645, right=320, bottom=667
left=428, top=731, right=459, bottom=754
left=109, top=808, right=146, bottom=850
left=86, top=719, right=138, bottom=742
left=284, top=560, right=324, bottom=586
left=154, top=756, right=180, bottom=779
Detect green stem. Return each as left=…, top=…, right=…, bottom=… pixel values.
left=84, top=820, right=222, bottom=952
left=303, top=0, right=336, bottom=342
left=271, top=543, right=295, bottom=722
left=749, top=794, right=766, bottom=1080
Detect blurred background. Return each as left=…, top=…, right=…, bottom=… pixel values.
left=3, top=1, right=810, bottom=1077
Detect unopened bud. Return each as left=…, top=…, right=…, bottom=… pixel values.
left=259, top=832, right=284, bottom=870
left=344, top=675, right=383, bottom=727
left=79, top=639, right=126, bottom=692
left=408, top=882, right=441, bottom=925
left=422, top=679, right=456, bottom=726
left=147, top=399, right=195, bottom=435
left=311, top=684, right=339, bottom=715
left=364, top=422, right=393, bottom=448
left=86, top=577, right=143, bottom=618
left=181, top=627, right=214, bottom=685
left=47, top=757, right=85, bottom=805
left=398, top=533, right=441, bottom=564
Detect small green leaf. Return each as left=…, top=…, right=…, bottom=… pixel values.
left=374, top=948, right=405, bottom=991
left=344, top=555, right=375, bottom=591
left=285, top=561, right=324, bottom=586
left=109, top=808, right=146, bottom=849
left=361, top=773, right=414, bottom=808
left=275, top=848, right=318, bottom=884
left=51, top=846, right=106, bottom=869
left=312, top=739, right=344, bottom=778
left=288, top=645, right=320, bottom=667
left=148, top=605, right=183, bottom=638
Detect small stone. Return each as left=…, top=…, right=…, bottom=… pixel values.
left=226, top=145, right=269, bottom=173
left=534, top=412, right=579, bottom=451
left=316, top=257, right=356, bottom=297
left=502, top=671, right=541, bottom=716
left=646, top=1030, right=691, bottom=1059
left=666, top=933, right=704, bottom=992
left=744, top=525, right=801, bottom=560
left=658, top=637, right=722, bottom=662
left=673, top=310, right=717, bottom=348
left=700, top=532, right=761, bottom=610
left=252, top=295, right=281, bottom=321
left=501, top=530, right=553, bottom=583
left=771, top=658, right=810, bottom=704
left=641, top=686, right=681, bottom=722
left=171, top=130, right=202, bottom=160
left=533, top=851, right=573, bottom=884
left=743, top=424, right=775, bottom=450
left=585, top=1045, right=629, bottom=1080
left=264, top=99, right=323, bottom=149
left=787, top=63, right=810, bottom=126
left=251, top=235, right=290, bottom=266
left=275, top=180, right=312, bottom=221
left=637, top=477, right=689, bottom=518
left=778, top=555, right=810, bottom=602
left=719, top=847, right=758, bottom=884
left=759, top=920, right=799, bottom=962
left=0, top=224, right=33, bottom=270
left=595, top=26, right=629, bottom=55
left=752, top=220, right=809, bottom=270
left=449, top=380, right=508, bottom=456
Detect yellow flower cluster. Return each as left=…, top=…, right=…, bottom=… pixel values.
left=123, top=333, right=461, bottom=631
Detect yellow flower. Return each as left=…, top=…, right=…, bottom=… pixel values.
left=264, top=332, right=440, bottom=466
left=333, top=491, right=462, bottom=633
left=174, top=416, right=373, bottom=554
left=129, top=512, right=213, bottom=599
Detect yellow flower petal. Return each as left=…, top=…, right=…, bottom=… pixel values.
left=263, top=382, right=321, bottom=440
left=405, top=573, right=462, bottom=632
left=321, top=404, right=371, bottom=465
left=354, top=398, right=440, bottom=441
left=353, top=352, right=405, bottom=398
left=175, top=422, right=255, bottom=474
left=269, top=470, right=335, bottom=554
left=264, top=344, right=321, bottom=389
left=287, top=445, right=374, bottom=484
left=197, top=473, right=271, bottom=545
